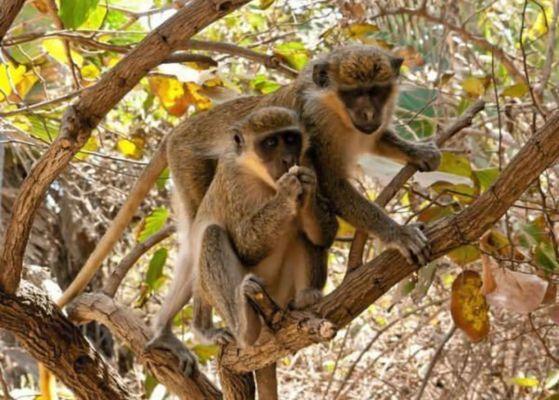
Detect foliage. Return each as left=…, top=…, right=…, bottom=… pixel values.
left=1, top=0, right=559, bottom=399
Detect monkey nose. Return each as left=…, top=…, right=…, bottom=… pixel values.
left=361, top=110, right=374, bottom=122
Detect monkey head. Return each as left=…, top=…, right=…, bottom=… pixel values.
left=233, top=106, right=308, bottom=185
left=310, top=45, right=403, bottom=135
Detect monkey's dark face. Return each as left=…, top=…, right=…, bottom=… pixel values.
left=338, top=84, right=393, bottom=134
left=256, top=130, right=303, bottom=180
left=311, top=45, right=403, bottom=135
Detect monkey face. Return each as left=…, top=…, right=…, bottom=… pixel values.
left=337, top=84, right=393, bottom=134
left=255, top=129, right=303, bottom=180
left=311, top=45, right=403, bottom=135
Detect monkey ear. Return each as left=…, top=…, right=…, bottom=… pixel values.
left=233, top=129, right=244, bottom=151
left=390, top=57, right=404, bottom=74
left=312, top=62, right=330, bottom=87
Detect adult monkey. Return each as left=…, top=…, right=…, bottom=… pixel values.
left=58, top=43, right=440, bottom=358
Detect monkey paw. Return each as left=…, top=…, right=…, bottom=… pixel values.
left=291, top=288, right=323, bottom=310
left=145, top=331, right=198, bottom=377
left=411, top=141, right=441, bottom=172
left=207, top=328, right=235, bottom=345
left=241, top=274, right=267, bottom=299
left=386, top=223, right=431, bottom=266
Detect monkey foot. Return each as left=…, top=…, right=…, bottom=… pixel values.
left=145, top=331, right=198, bottom=376
left=242, top=275, right=284, bottom=330
left=203, top=327, right=235, bottom=346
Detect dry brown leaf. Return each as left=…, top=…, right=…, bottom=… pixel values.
left=480, top=254, right=497, bottom=295
left=450, top=270, right=490, bottom=342
left=482, top=259, right=548, bottom=314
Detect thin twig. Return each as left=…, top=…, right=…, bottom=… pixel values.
left=0, top=363, right=12, bottom=400
left=415, top=324, right=457, bottom=400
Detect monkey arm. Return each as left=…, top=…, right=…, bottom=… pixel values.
left=228, top=194, right=295, bottom=265
left=300, top=192, right=338, bottom=247
left=321, top=175, right=400, bottom=243
left=373, top=129, right=441, bottom=172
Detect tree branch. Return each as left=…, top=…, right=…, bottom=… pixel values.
left=0, top=0, right=25, bottom=42
left=0, top=0, right=251, bottom=295
left=0, top=282, right=133, bottom=399
left=67, top=293, right=221, bottom=399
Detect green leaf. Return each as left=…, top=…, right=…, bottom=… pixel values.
left=545, top=370, right=559, bottom=390
left=535, top=242, right=559, bottom=272
left=144, top=374, right=158, bottom=397
left=258, top=0, right=275, bottom=9
left=146, top=248, right=168, bottom=290
left=473, top=168, right=499, bottom=192
left=438, top=152, right=472, bottom=177
left=250, top=74, right=281, bottom=94
left=397, top=87, right=436, bottom=138
left=137, top=207, right=169, bottom=243
left=502, top=83, right=528, bottom=98
left=27, top=115, right=60, bottom=142
left=447, top=245, right=480, bottom=266
left=274, top=42, right=309, bottom=71
left=192, top=344, right=219, bottom=364
left=59, top=0, right=100, bottom=29
left=156, top=167, right=170, bottom=191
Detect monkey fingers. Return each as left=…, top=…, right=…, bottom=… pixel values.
left=242, top=275, right=284, bottom=331
left=412, top=142, right=442, bottom=172
left=144, top=330, right=198, bottom=376
left=204, top=327, right=235, bottom=345
left=391, top=224, right=431, bottom=266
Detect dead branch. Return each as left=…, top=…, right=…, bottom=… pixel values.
left=0, top=0, right=251, bottom=295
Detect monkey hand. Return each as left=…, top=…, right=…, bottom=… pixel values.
left=290, top=166, right=317, bottom=208
left=384, top=223, right=430, bottom=266
left=277, top=168, right=303, bottom=207
left=145, top=330, right=198, bottom=377
left=409, top=141, right=441, bottom=172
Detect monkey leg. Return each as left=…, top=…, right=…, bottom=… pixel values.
left=192, top=295, right=234, bottom=345
left=199, top=224, right=263, bottom=347
left=290, top=239, right=324, bottom=310
left=145, top=245, right=197, bottom=376
left=374, top=129, right=441, bottom=172
left=255, top=363, right=278, bottom=400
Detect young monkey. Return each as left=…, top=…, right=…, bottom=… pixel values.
left=190, top=106, right=337, bottom=348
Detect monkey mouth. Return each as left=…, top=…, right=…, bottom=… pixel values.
left=354, top=122, right=381, bottom=135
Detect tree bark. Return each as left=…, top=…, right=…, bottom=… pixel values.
left=0, top=0, right=250, bottom=295
left=67, top=293, right=221, bottom=400
left=0, top=0, right=26, bottom=42
left=0, top=282, right=133, bottom=399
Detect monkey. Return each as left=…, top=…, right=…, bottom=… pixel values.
left=57, top=44, right=440, bottom=378
left=191, top=106, right=336, bottom=345
left=190, top=106, right=337, bottom=400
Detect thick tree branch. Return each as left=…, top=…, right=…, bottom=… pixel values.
left=0, top=0, right=26, bottom=42
left=67, top=293, right=221, bottom=400
left=0, top=282, right=132, bottom=399
left=0, top=0, right=250, bottom=295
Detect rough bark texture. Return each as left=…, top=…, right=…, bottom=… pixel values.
left=0, top=0, right=250, bottom=295
left=0, top=282, right=132, bottom=399
left=67, top=293, right=221, bottom=400
left=0, top=0, right=26, bottom=42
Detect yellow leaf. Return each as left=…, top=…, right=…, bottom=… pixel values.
left=510, top=376, right=539, bottom=387
left=81, top=64, right=100, bottom=80
left=502, top=83, right=528, bottom=98
left=345, top=23, right=379, bottom=38
left=149, top=76, right=189, bottom=116
left=43, top=39, right=84, bottom=68
left=461, top=76, right=488, bottom=97
left=117, top=138, right=144, bottom=160
left=0, top=62, right=26, bottom=101
left=336, top=217, right=355, bottom=238
left=185, top=82, right=212, bottom=111
left=450, top=270, right=490, bottom=342
left=14, top=73, right=38, bottom=100
left=75, top=136, right=99, bottom=160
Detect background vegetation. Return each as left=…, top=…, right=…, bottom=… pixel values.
left=1, top=0, right=559, bottom=399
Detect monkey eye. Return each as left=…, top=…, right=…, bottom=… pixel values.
left=234, top=133, right=243, bottom=146
left=283, top=131, right=300, bottom=145
left=264, top=136, right=279, bottom=148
